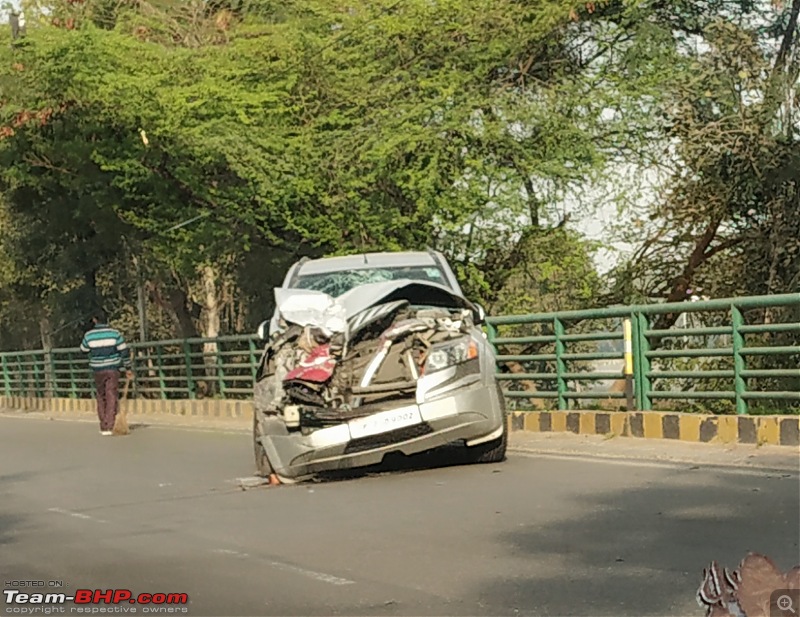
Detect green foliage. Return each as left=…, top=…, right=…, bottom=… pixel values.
left=492, top=227, right=602, bottom=315
left=2, top=0, right=794, bottom=365
left=0, top=0, right=614, bottom=348
left=604, top=0, right=800, bottom=313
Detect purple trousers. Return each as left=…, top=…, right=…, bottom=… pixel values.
left=94, top=369, right=120, bottom=431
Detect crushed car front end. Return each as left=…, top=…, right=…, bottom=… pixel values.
left=253, top=280, right=507, bottom=483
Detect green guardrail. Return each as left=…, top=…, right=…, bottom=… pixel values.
left=0, top=335, right=261, bottom=402
left=0, top=294, right=797, bottom=414
left=486, top=293, right=800, bottom=414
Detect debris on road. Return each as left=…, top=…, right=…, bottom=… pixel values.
left=237, top=476, right=275, bottom=490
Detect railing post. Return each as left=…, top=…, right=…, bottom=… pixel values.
left=156, top=345, right=167, bottom=400
left=554, top=318, right=567, bottom=410
left=183, top=341, right=196, bottom=399
left=129, top=347, right=140, bottom=400
left=486, top=321, right=497, bottom=344
left=731, top=304, right=748, bottom=415
left=635, top=313, right=653, bottom=411
left=623, top=318, right=636, bottom=411
left=69, top=353, right=77, bottom=399
left=631, top=314, right=642, bottom=410
left=1, top=354, right=10, bottom=396
left=33, top=353, right=42, bottom=398
left=486, top=321, right=499, bottom=373
left=216, top=339, right=226, bottom=398
left=248, top=338, right=259, bottom=388
left=16, top=354, right=23, bottom=396
left=49, top=352, right=57, bottom=398
left=25, top=354, right=33, bottom=397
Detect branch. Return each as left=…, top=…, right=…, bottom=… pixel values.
left=22, top=153, right=73, bottom=175
left=702, top=236, right=746, bottom=260
left=629, top=220, right=673, bottom=263
left=651, top=217, right=722, bottom=333
left=519, top=167, right=540, bottom=227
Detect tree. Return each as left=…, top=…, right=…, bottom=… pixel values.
left=0, top=0, right=619, bottom=353
left=605, top=0, right=800, bottom=326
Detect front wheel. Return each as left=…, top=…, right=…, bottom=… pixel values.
left=465, top=409, right=508, bottom=464
left=253, top=413, right=274, bottom=477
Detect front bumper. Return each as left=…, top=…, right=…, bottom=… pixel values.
left=257, top=379, right=505, bottom=481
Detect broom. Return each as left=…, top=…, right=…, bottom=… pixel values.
left=112, top=371, right=131, bottom=436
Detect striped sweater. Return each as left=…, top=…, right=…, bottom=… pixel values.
left=80, top=324, right=132, bottom=371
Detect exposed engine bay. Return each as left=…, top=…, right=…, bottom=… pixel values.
left=254, top=281, right=481, bottom=435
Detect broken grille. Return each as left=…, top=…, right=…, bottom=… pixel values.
left=343, top=423, right=434, bottom=454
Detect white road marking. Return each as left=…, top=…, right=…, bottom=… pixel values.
left=48, top=507, right=107, bottom=523
left=267, top=561, right=355, bottom=586
left=212, top=549, right=355, bottom=586
left=213, top=549, right=249, bottom=557
left=511, top=450, right=696, bottom=470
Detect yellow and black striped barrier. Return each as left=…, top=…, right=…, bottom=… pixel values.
left=508, top=410, right=800, bottom=447
left=2, top=394, right=798, bottom=447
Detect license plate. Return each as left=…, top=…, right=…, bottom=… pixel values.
left=348, top=405, right=423, bottom=440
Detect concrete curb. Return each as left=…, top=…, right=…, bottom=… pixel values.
left=0, top=395, right=254, bottom=422
left=508, top=410, right=800, bottom=447
left=1, top=395, right=798, bottom=448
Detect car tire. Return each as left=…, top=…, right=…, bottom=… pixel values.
left=465, top=381, right=508, bottom=464
left=465, top=412, right=508, bottom=464
left=253, top=413, right=274, bottom=477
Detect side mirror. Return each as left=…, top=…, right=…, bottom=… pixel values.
left=257, top=320, right=269, bottom=341
left=473, top=303, right=487, bottom=325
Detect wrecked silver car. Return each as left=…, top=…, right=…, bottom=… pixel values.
left=252, top=251, right=507, bottom=483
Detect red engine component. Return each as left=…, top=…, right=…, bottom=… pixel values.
left=283, top=344, right=336, bottom=384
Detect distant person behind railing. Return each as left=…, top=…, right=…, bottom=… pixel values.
left=80, top=310, right=133, bottom=436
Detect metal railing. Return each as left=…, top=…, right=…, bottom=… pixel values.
left=1, top=336, right=262, bottom=401
left=0, top=294, right=797, bottom=414
left=487, top=293, right=800, bottom=414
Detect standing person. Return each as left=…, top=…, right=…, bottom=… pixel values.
left=80, top=310, right=133, bottom=435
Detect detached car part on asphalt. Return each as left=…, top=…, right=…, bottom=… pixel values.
left=252, top=251, right=507, bottom=483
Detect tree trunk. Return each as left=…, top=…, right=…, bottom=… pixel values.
left=132, top=254, right=149, bottom=343
left=651, top=218, right=721, bottom=335
left=201, top=265, right=221, bottom=396
left=152, top=280, right=200, bottom=340
left=236, top=295, right=247, bottom=334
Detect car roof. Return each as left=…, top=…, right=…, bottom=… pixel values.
left=295, top=251, right=441, bottom=276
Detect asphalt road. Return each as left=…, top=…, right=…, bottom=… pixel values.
left=1, top=415, right=798, bottom=617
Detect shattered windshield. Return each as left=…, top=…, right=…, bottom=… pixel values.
left=293, top=266, right=450, bottom=297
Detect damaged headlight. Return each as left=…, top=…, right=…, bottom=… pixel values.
left=423, top=336, right=479, bottom=374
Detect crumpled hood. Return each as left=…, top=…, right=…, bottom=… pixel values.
left=274, top=279, right=477, bottom=337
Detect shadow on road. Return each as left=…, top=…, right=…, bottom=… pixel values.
left=0, top=472, right=33, bottom=548
left=473, top=470, right=800, bottom=617
left=313, top=442, right=483, bottom=483
left=0, top=512, right=21, bottom=547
